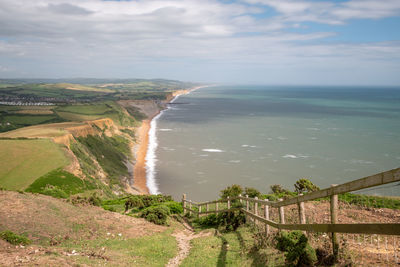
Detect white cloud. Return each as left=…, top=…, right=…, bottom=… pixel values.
left=0, top=0, right=399, bottom=85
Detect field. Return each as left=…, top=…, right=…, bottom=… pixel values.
left=0, top=139, right=69, bottom=190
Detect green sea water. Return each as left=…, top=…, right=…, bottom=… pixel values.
left=151, top=86, right=400, bottom=201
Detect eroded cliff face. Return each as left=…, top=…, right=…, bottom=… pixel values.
left=51, top=116, right=139, bottom=195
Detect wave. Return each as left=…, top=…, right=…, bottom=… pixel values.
left=145, top=93, right=186, bottom=195
left=202, top=148, right=224, bottom=153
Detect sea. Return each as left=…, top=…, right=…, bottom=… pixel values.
left=146, top=85, right=400, bottom=201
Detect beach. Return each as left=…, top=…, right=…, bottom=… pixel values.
left=132, top=86, right=207, bottom=195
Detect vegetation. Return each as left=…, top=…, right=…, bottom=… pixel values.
left=25, top=168, right=96, bottom=198
left=275, top=231, right=317, bottom=266
left=0, top=230, right=31, bottom=245
left=140, top=205, right=171, bottom=225
left=0, top=139, right=69, bottom=190
left=75, top=134, right=130, bottom=185
left=294, top=178, right=320, bottom=194
left=181, top=226, right=285, bottom=266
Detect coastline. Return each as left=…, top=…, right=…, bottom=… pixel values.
left=132, top=85, right=209, bottom=195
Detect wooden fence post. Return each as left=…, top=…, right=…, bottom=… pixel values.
left=246, top=195, right=250, bottom=223
left=264, top=199, right=270, bottom=235
left=227, top=196, right=231, bottom=209
left=254, top=197, right=258, bottom=227
left=330, top=184, right=339, bottom=259
left=206, top=203, right=209, bottom=212
left=298, top=194, right=306, bottom=224
left=216, top=201, right=219, bottom=214
left=198, top=205, right=201, bottom=218
left=189, top=201, right=192, bottom=216
left=182, top=194, right=186, bottom=214
left=278, top=198, right=285, bottom=226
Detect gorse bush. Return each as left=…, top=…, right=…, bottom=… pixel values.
left=195, top=210, right=246, bottom=231
left=0, top=230, right=31, bottom=245
left=275, top=231, right=317, bottom=267
left=294, top=179, right=320, bottom=194
left=141, top=205, right=171, bottom=225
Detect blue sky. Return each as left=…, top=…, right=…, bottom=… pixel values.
left=0, top=0, right=399, bottom=85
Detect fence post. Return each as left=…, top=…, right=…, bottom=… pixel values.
left=254, top=197, right=258, bottom=216
left=182, top=194, right=186, bottom=214
left=264, top=199, right=270, bottom=235
left=198, top=205, right=201, bottom=218
left=278, top=198, right=285, bottom=225
left=239, top=194, right=242, bottom=204
left=216, top=201, right=219, bottom=214
left=330, top=184, right=339, bottom=259
left=206, top=203, right=209, bottom=212
left=189, top=201, right=192, bottom=216
left=246, top=195, right=250, bottom=223
left=298, top=194, right=306, bottom=224
left=227, top=196, right=231, bottom=209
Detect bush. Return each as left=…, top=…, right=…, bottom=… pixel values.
left=275, top=231, right=317, bottom=267
left=195, top=213, right=219, bottom=227
left=196, top=210, right=246, bottom=231
left=0, top=230, right=31, bottom=245
left=294, top=179, right=319, bottom=194
left=69, top=193, right=102, bottom=206
left=141, top=205, right=170, bottom=225
left=162, top=201, right=183, bottom=214
left=244, top=187, right=261, bottom=198
left=125, top=196, right=145, bottom=212
left=41, top=185, right=68, bottom=199
left=220, top=184, right=243, bottom=199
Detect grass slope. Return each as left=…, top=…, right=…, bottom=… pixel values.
left=0, top=139, right=69, bottom=190
left=0, top=190, right=177, bottom=266
left=25, top=168, right=96, bottom=198
left=181, top=226, right=285, bottom=267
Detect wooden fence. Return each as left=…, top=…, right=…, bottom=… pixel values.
left=182, top=167, right=400, bottom=257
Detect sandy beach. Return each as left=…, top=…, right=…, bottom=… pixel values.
left=132, top=119, right=151, bottom=194
left=132, top=85, right=208, bottom=195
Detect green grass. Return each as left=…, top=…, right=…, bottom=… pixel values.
left=0, top=139, right=69, bottom=190
left=61, top=228, right=177, bottom=267
left=75, top=134, right=129, bottom=185
left=339, top=192, right=400, bottom=209
left=56, top=104, right=112, bottom=115
left=181, top=226, right=285, bottom=267
left=0, top=230, right=31, bottom=245
left=25, top=168, right=96, bottom=198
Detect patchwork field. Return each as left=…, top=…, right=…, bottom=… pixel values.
left=0, top=139, right=69, bottom=190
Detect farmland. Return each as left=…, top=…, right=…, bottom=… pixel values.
left=0, top=139, right=69, bottom=190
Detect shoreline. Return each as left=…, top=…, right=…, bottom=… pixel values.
left=132, top=85, right=209, bottom=195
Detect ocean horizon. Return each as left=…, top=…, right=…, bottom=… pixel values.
left=146, top=85, right=400, bottom=201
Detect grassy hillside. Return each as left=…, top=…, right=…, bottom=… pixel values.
left=0, top=191, right=178, bottom=266
left=0, top=139, right=69, bottom=190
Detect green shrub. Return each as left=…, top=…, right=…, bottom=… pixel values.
left=125, top=196, right=145, bottom=212
left=195, top=210, right=246, bottom=231
left=275, top=231, right=317, bottom=267
left=141, top=205, right=171, bottom=225
left=162, top=201, right=183, bottom=214
left=294, top=179, right=320, bottom=194
left=0, top=230, right=31, bottom=245
left=244, top=187, right=261, bottom=198
left=220, top=184, right=243, bottom=199
left=41, top=185, right=68, bottom=198
left=195, top=213, right=219, bottom=227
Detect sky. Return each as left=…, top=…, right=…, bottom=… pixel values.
left=0, top=0, right=400, bottom=85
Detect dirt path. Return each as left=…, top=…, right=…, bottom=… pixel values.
left=166, top=221, right=211, bottom=267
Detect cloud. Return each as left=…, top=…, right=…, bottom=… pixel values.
left=0, top=0, right=398, bottom=85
